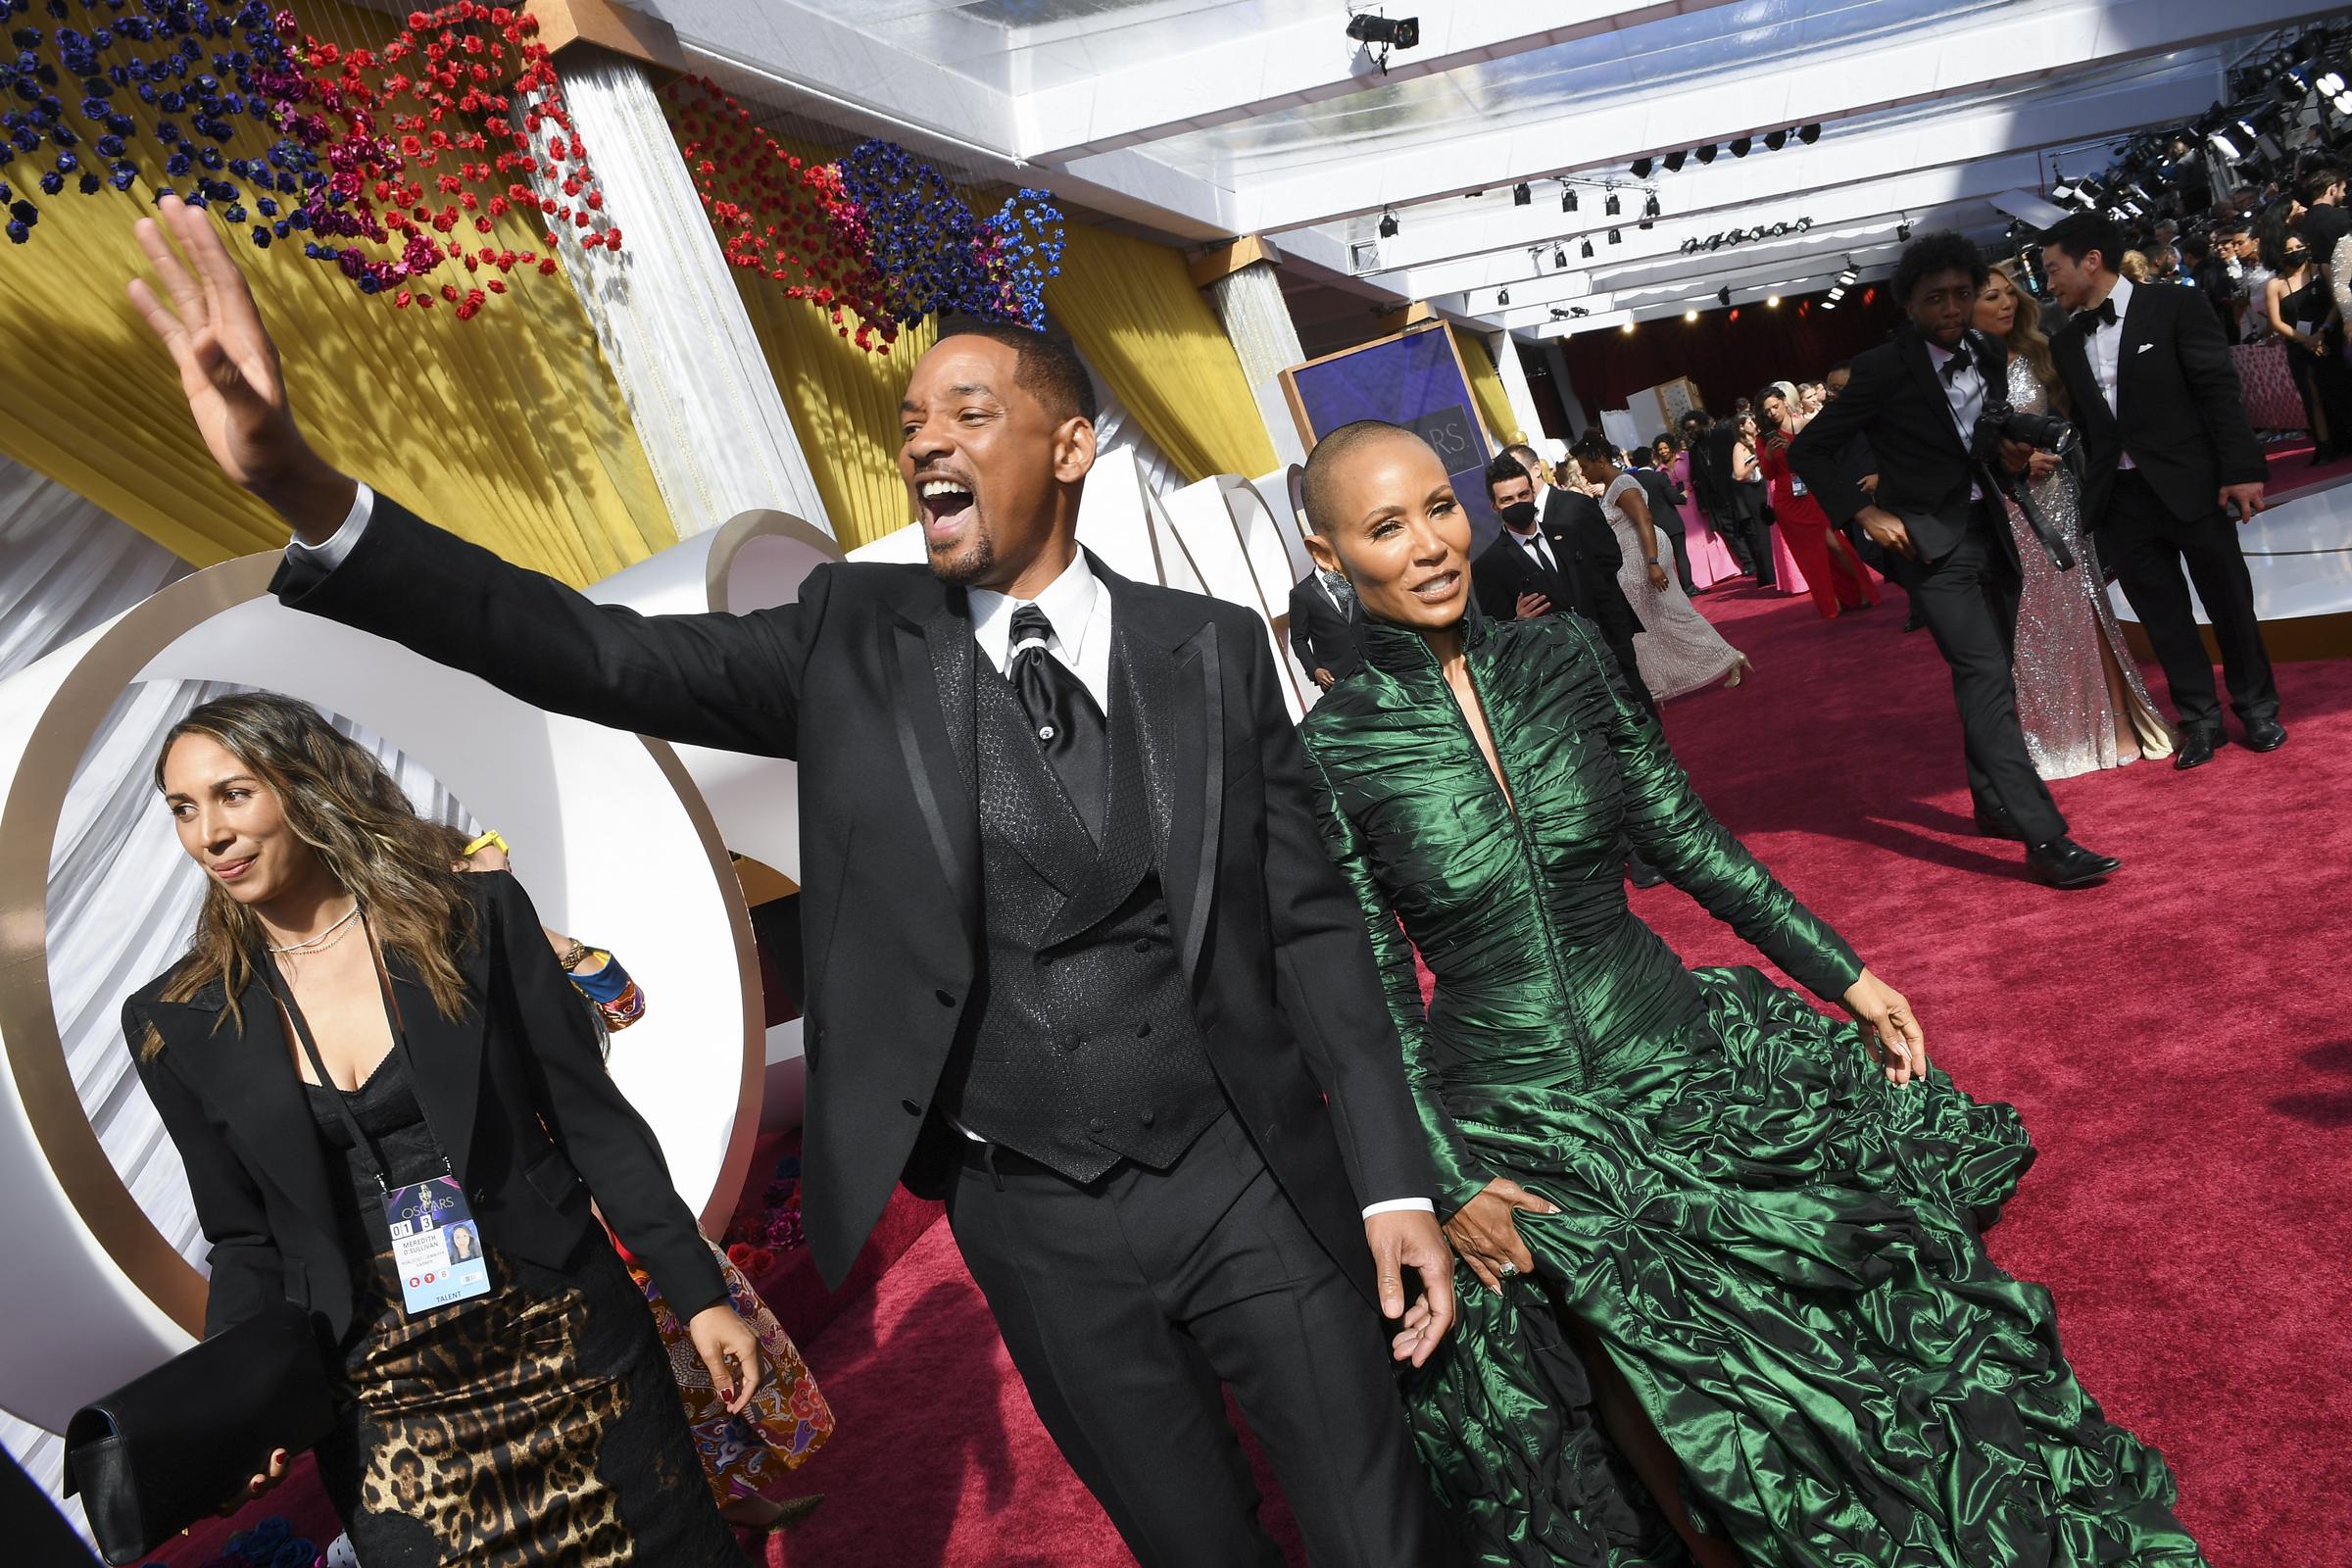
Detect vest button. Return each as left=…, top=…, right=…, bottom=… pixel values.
left=1134, top=1021, right=1151, bottom=1038
left=1139, top=1108, right=1155, bottom=1126
left=1038, top=723, right=1055, bottom=741
left=935, top=989, right=956, bottom=1006
left=1088, top=1117, right=1106, bottom=1133
left=901, top=1099, right=921, bottom=1115
left=1133, top=938, right=1151, bottom=953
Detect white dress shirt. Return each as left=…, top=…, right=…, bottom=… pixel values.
left=1923, top=338, right=1988, bottom=500
left=296, top=505, right=1430, bottom=1218
left=1510, top=525, right=1560, bottom=577
left=2080, top=274, right=2137, bottom=470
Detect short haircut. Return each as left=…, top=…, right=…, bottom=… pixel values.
left=2038, top=213, right=2126, bottom=276
left=2296, top=165, right=2344, bottom=206
left=1625, top=447, right=1652, bottom=468
left=1826, top=360, right=1850, bottom=375
left=933, top=319, right=1098, bottom=424
left=1891, top=230, right=1989, bottom=304
left=1678, top=409, right=1708, bottom=427
left=1484, top=450, right=1533, bottom=497
left=1299, top=418, right=1421, bottom=533
left=1502, top=443, right=1543, bottom=474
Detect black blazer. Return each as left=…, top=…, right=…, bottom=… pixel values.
left=1630, top=467, right=1686, bottom=536
left=1788, top=326, right=2012, bottom=564
left=1472, top=495, right=1635, bottom=644
left=2049, top=280, right=2265, bottom=529
left=1286, top=573, right=1363, bottom=681
left=271, top=500, right=1437, bottom=1300
left=127, top=870, right=723, bottom=1344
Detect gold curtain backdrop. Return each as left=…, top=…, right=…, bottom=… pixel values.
left=0, top=3, right=673, bottom=584
left=1049, top=222, right=1277, bottom=485
left=1455, top=329, right=1525, bottom=450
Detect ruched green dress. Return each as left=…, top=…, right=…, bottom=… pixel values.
left=1299, top=609, right=2206, bottom=1568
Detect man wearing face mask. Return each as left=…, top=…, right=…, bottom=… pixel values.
left=1474, top=452, right=1653, bottom=717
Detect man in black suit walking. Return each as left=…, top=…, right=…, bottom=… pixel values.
left=1287, top=564, right=1362, bottom=688
left=1625, top=445, right=1695, bottom=594
left=1790, top=231, right=2121, bottom=888
left=2041, top=212, right=2283, bottom=769
left=125, top=194, right=1459, bottom=1568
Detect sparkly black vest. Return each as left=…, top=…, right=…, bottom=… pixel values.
left=930, top=642, right=1226, bottom=1182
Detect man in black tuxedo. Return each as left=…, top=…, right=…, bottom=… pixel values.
left=1475, top=450, right=1654, bottom=716
left=1287, top=565, right=1363, bottom=688
left=1790, top=231, right=2121, bottom=888
left=125, top=195, right=1459, bottom=1568
left=2042, top=212, right=2283, bottom=768
left=1625, top=446, right=1695, bottom=594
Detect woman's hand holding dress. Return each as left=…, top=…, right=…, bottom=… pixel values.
left=1841, top=968, right=1927, bottom=1084
left=1443, top=1178, right=1562, bottom=1294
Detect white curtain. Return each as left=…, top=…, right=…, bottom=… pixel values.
left=0, top=461, right=472, bottom=1515
left=1202, top=261, right=1309, bottom=467
left=534, top=53, right=834, bottom=539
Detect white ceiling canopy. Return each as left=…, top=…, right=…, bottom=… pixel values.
left=620, top=0, right=2337, bottom=336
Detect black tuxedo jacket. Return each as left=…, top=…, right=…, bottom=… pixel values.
left=1630, top=467, right=1686, bottom=536
left=1472, top=496, right=1635, bottom=643
left=271, top=500, right=1436, bottom=1301
left=2049, top=281, right=2265, bottom=529
left=128, top=870, right=722, bottom=1342
left=1788, top=326, right=2012, bottom=564
left=1286, top=573, right=1363, bottom=680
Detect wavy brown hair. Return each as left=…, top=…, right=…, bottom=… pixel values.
left=1986, top=260, right=2068, bottom=418
left=143, top=693, right=478, bottom=1054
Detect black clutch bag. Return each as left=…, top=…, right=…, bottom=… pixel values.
left=63, top=1301, right=335, bottom=1566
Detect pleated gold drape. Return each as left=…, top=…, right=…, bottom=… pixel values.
left=0, top=8, right=672, bottom=583
left=1050, top=222, right=1276, bottom=483
left=1456, top=330, right=1525, bottom=449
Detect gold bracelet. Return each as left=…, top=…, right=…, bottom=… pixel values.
left=558, top=939, right=590, bottom=971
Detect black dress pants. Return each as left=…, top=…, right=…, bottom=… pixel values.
left=945, top=1109, right=1454, bottom=1568
left=2100, top=468, right=2278, bottom=734
left=1892, top=509, right=2066, bottom=845
left=1707, top=504, right=1757, bottom=576
left=1660, top=526, right=1697, bottom=595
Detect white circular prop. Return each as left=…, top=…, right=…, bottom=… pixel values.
left=0, top=554, right=761, bottom=1433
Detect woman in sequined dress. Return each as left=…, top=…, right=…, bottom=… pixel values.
left=1973, top=264, right=2174, bottom=778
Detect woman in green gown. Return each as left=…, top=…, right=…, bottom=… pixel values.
left=1293, top=421, right=2208, bottom=1568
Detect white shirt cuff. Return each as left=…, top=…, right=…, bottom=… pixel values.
left=289, top=480, right=374, bottom=569
left=1360, top=1198, right=1436, bottom=1219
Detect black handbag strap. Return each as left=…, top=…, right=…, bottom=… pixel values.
left=269, top=917, right=432, bottom=1193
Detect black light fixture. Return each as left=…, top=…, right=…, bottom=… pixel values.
left=1345, top=13, right=1421, bottom=47
left=1607, top=226, right=1622, bottom=244
left=1604, top=190, right=1622, bottom=217
left=1581, top=238, right=1594, bottom=259
left=1496, top=288, right=1510, bottom=306
left=1552, top=244, right=1568, bottom=267
left=1377, top=208, right=1398, bottom=238
left=1563, top=186, right=1579, bottom=213
left=1717, top=286, right=1731, bottom=307
left=1730, top=136, right=1752, bottom=158
left=1797, top=122, right=1821, bottom=144
left=1838, top=255, right=1858, bottom=284
left=1896, top=219, right=1912, bottom=240
left=1695, top=143, right=1719, bottom=165
left=1763, top=127, right=1788, bottom=151
left=1631, top=157, right=1654, bottom=178
left=1663, top=149, right=1688, bottom=172
left=1703, top=233, right=1723, bottom=252
left=1512, top=181, right=1532, bottom=206
left=1643, top=192, right=1660, bottom=218
left=1680, top=237, right=1699, bottom=254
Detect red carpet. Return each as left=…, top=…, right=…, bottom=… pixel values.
left=772, top=582, right=2352, bottom=1568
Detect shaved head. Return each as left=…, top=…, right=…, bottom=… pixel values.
left=1301, top=419, right=1428, bottom=533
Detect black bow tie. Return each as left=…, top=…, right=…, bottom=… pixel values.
left=2074, top=297, right=2119, bottom=331
left=1938, top=343, right=1973, bottom=383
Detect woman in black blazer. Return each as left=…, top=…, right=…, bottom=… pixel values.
left=127, top=692, right=754, bottom=1566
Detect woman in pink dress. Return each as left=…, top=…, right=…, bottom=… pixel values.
left=1653, top=433, right=1740, bottom=589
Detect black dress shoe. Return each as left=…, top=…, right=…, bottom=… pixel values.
left=2243, top=717, right=2288, bottom=753
left=1626, top=853, right=1665, bottom=889
left=2027, top=837, right=2123, bottom=888
left=2173, top=728, right=2225, bottom=769
left=1901, top=606, right=1927, bottom=634
left=1972, top=802, right=2028, bottom=842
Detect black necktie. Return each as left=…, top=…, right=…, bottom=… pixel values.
left=1940, top=342, right=1973, bottom=383
left=2074, top=297, right=2118, bottom=331
left=1007, top=604, right=1107, bottom=841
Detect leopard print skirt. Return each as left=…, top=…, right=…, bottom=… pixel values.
left=313, top=1227, right=748, bottom=1566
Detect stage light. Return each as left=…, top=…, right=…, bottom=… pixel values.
left=1497, top=288, right=1510, bottom=306
left=1717, top=286, right=1731, bottom=307
left=1730, top=136, right=1751, bottom=158
left=1769, top=220, right=1789, bottom=236
left=1704, top=233, right=1723, bottom=251
left=1695, top=144, right=1719, bottom=165
left=1821, top=299, right=1838, bottom=311
left=1664, top=149, right=1688, bottom=172
left=2320, top=70, right=2347, bottom=95
left=1685, top=309, right=1699, bottom=321
left=1553, top=245, right=1569, bottom=267
left=1564, top=186, right=1579, bottom=213
left=1838, top=255, right=1858, bottom=284
left=1680, top=238, right=1699, bottom=254
left=1607, top=227, right=1622, bottom=244
left=1622, top=321, right=1637, bottom=334
left=1766, top=295, right=1781, bottom=307
left=1795, top=216, right=1813, bottom=232
left=1581, top=238, right=1594, bottom=258
left=1631, top=158, right=1653, bottom=178
left=1605, top=190, right=1622, bottom=217
left=1513, top=181, right=1532, bottom=206
left=1764, top=128, right=1788, bottom=151
left=1797, top=122, right=1821, bottom=143
left=1897, top=220, right=1912, bottom=240
left=1378, top=208, right=1398, bottom=238
left=1643, top=192, right=1661, bottom=219
left=1346, top=14, right=1420, bottom=47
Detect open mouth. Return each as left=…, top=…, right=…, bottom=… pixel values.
left=1410, top=569, right=1461, bottom=603
left=918, top=476, right=976, bottom=544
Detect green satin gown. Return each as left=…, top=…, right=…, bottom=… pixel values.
left=1299, top=610, right=2207, bottom=1568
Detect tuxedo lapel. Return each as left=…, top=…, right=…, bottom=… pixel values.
left=883, top=596, right=981, bottom=944
left=162, top=977, right=337, bottom=1234
left=1104, top=565, right=1223, bottom=985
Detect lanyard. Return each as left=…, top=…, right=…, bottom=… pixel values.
left=270, top=921, right=438, bottom=1196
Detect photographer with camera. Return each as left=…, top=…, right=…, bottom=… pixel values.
left=2043, top=212, right=2283, bottom=770
left=1790, top=232, right=2122, bottom=889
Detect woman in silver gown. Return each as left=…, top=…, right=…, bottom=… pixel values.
left=1568, top=428, right=1752, bottom=700
left=1974, top=264, right=2174, bottom=778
